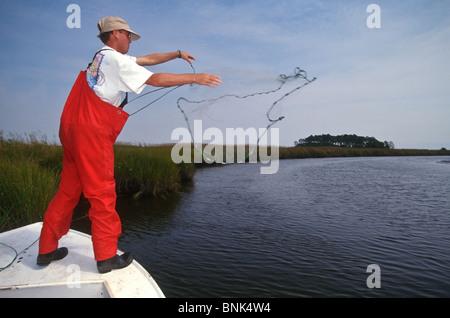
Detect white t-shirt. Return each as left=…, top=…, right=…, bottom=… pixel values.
left=86, top=46, right=153, bottom=107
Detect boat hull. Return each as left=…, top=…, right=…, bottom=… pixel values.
left=0, top=223, right=165, bottom=298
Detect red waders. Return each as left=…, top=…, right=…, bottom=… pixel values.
left=39, top=71, right=129, bottom=261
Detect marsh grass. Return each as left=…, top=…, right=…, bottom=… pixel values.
left=114, top=143, right=195, bottom=199
left=0, top=133, right=194, bottom=232
left=278, top=146, right=450, bottom=159
left=0, top=134, right=62, bottom=232
left=188, top=143, right=450, bottom=162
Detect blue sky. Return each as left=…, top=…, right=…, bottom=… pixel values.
left=0, top=0, right=449, bottom=149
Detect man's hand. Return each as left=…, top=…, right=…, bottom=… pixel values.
left=179, top=51, right=196, bottom=64
left=194, top=73, right=222, bottom=88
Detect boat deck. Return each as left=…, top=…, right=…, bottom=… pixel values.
left=0, top=222, right=165, bottom=298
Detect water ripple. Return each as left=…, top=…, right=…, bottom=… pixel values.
left=118, top=156, right=450, bottom=297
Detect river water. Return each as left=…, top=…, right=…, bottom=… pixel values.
left=76, top=156, right=450, bottom=297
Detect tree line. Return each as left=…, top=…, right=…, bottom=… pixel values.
left=295, top=134, right=395, bottom=149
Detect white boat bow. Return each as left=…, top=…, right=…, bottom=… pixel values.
left=0, top=222, right=165, bottom=298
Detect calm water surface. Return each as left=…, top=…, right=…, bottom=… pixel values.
left=77, top=156, right=450, bottom=297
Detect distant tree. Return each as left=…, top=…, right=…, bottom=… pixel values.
left=295, top=134, right=392, bottom=149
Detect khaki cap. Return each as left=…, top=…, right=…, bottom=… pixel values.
left=97, top=16, right=141, bottom=41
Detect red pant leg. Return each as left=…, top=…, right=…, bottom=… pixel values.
left=39, top=127, right=82, bottom=254
left=70, top=124, right=121, bottom=261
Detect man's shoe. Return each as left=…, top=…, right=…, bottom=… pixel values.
left=36, top=247, right=69, bottom=266
left=97, top=252, right=133, bottom=274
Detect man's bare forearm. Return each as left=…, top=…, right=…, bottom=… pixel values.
left=136, top=52, right=179, bottom=66
left=136, top=51, right=195, bottom=66
left=146, top=73, right=221, bottom=88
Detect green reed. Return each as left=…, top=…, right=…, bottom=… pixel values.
left=0, top=136, right=62, bottom=232
left=0, top=133, right=195, bottom=232
left=114, top=143, right=195, bottom=199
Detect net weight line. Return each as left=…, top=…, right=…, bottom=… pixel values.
left=176, top=67, right=317, bottom=164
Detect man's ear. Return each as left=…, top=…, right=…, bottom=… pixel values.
left=111, top=29, right=120, bottom=39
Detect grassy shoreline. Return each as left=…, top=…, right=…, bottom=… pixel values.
left=279, top=145, right=450, bottom=159
left=1, top=137, right=449, bottom=232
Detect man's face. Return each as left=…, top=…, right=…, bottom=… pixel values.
left=116, top=30, right=132, bottom=54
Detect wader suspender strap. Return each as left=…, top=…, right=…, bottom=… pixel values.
left=120, top=92, right=128, bottom=109
left=87, top=49, right=128, bottom=109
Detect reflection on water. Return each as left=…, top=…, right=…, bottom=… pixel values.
left=73, top=156, right=450, bottom=297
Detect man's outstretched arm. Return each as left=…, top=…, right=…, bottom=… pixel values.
left=146, top=73, right=221, bottom=88
left=136, top=51, right=195, bottom=66
left=138, top=51, right=220, bottom=88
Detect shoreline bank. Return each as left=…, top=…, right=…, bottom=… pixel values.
left=279, top=145, right=450, bottom=159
